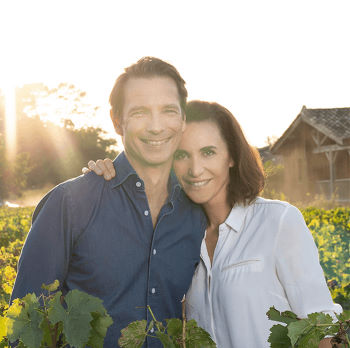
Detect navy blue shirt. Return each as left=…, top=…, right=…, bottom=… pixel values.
left=11, top=152, right=206, bottom=347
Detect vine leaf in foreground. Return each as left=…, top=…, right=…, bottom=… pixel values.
left=288, top=312, right=334, bottom=348
left=118, top=320, right=148, bottom=348
left=48, top=289, right=112, bottom=348
left=6, top=294, right=43, bottom=348
left=267, top=324, right=291, bottom=348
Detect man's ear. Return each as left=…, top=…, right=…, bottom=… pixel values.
left=110, top=109, right=123, bottom=136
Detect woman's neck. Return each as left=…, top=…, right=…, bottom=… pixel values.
left=203, top=198, right=232, bottom=231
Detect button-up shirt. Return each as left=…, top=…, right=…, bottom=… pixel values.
left=186, top=197, right=341, bottom=348
left=11, top=152, right=206, bottom=347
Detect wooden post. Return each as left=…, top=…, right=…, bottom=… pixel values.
left=325, top=151, right=338, bottom=198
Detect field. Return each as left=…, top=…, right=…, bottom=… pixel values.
left=0, top=206, right=349, bottom=314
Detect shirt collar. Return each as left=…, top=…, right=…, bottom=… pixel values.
left=223, top=202, right=252, bottom=233
left=110, top=151, right=182, bottom=201
left=110, top=152, right=137, bottom=188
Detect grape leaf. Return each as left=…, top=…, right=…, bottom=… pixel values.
left=48, top=289, right=110, bottom=348
left=288, top=312, right=334, bottom=347
left=118, top=320, right=148, bottom=348
left=185, top=319, right=216, bottom=348
left=156, top=331, right=176, bottom=347
left=267, top=324, right=291, bottom=348
left=166, top=318, right=182, bottom=338
left=41, top=279, right=60, bottom=292
left=266, top=306, right=298, bottom=325
left=6, top=294, right=43, bottom=348
left=87, top=312, right=113, bottom=348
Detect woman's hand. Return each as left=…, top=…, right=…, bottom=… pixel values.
left=82, top=158, right=116, bottom=180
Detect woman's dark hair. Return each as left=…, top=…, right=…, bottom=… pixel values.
left=185, top=100, right=265, bottom=206
left=109, top=57, right=187, bottom=122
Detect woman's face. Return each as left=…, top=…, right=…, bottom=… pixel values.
left=173, top=120, right=233, bottom=206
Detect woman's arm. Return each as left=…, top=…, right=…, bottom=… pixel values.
left=82, top=158, right=116, bottom=180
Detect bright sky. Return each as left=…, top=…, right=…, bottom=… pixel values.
left=1, top=0, right=349, bottom=147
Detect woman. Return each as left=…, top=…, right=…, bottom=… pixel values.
left=86, top=100, right=341, bottom=347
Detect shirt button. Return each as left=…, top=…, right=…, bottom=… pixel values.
left=151, top=288, right=156, bottom=294
left=136, top=181, right=141, bottom=188
left=153, top=249, right=156, bottom=255
left=150, top=327, right=154, bottom=333
left=144, top=210, right=149, bottom=216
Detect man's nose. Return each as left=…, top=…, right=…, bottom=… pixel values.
left=146, top=113, right=165, bottom=134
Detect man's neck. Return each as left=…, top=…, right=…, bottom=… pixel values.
left=125, top=154, right=173, bottom=228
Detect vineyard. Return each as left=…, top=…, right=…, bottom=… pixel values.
left=1, top=206, right=349, bottom=319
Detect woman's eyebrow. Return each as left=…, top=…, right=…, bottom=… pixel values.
left=200, top=146, right=217, bottom=151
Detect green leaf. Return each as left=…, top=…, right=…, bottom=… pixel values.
left=41, top=279, right=60, bottom=292
left=87, top=312, right=113, bottom=348
left=48, top=289, right=111, bottom=348
left=267, top=324, right=291, bottom=348
left=118, top=320, right=148, bottom=348
left=6, top=294, right=43, bottom=348
left=156, top=331, right=176, bottom=347
left=185, top=319, right=217, bottom=348
left=47, top=291, right=65, bottom=324
left=266, top=306, right=298, bottom=325
left=288, top=312, right=333, bottom=348
left=288, top=320, right=311, bottom=346
left=166, top=318, right=182, bottom=338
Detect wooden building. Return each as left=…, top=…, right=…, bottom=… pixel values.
left=270, top=106, right=350, bottom=202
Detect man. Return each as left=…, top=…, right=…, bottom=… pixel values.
left=11, top=57, right=206, bottom=347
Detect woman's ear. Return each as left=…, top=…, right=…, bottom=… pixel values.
left=110, top=109, right=123, bottom=136
left=229, top=158, right=234, bottom=168
left=182, top=112, right=186, bottom=132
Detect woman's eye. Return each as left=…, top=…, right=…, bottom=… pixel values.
left=174, top=151, right=187, bottom=160
left=203, top=150, right=215, bottom=157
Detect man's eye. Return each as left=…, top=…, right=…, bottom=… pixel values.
left=164, top=109, right=179, bottom=115
left=174, top=151, right=187, bottom=160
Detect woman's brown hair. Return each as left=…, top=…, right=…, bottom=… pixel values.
left=185, top=100, right=265, bottom=206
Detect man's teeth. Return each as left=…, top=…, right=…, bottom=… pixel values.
left=188, top=180, right=209, bottom=187
left=144, top=139, right=168, bottom=145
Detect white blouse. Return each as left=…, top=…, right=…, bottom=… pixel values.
left=186, top=197, right=341, bottom=348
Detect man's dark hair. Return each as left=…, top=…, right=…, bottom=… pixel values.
left=185, top=100, right=265, bottom=206
left=109, top=57, right=187, bottom=121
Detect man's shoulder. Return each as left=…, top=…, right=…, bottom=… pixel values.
left=32, top=172, right=107, bottom=223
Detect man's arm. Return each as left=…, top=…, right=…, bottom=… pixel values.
left=11, top=185, right=75, bottom=302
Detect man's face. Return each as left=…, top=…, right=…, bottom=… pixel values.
left=114, top=77, right=186, bottom=168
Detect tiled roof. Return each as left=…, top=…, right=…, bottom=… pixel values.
left=301, top=106, right=350, bottom=143
left=271, top=106, right=350, bottom=153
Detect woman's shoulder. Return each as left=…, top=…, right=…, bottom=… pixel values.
left=251, top=197, right=302, bottom=219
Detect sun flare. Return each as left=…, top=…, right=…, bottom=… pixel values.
left=3, top=85, right=17, bottom=162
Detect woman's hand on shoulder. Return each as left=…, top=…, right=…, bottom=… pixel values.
left=82, top=158, right=116, bottom=181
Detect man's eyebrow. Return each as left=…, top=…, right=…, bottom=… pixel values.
left=163, top=104, right=181, bottom=110
left=128, top=106, right=149, bottom=113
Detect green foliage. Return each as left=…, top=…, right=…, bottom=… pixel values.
left=302, top=207, right=350, bottom=284
left=119, top=305, right=216, bottom=348
left=0, top=280, right=113, bottom=348
left=267, top=307, right=350, bottom=348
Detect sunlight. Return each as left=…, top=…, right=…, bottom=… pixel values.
left=3, top=85, right=17, bottom=162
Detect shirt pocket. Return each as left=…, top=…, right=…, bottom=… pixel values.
left=221, top=258, right=263, bottom=273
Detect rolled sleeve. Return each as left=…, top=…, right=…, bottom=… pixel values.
left=11, top=184, right=75, bottom=301
left=275, top=205, right=342, bottom=318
